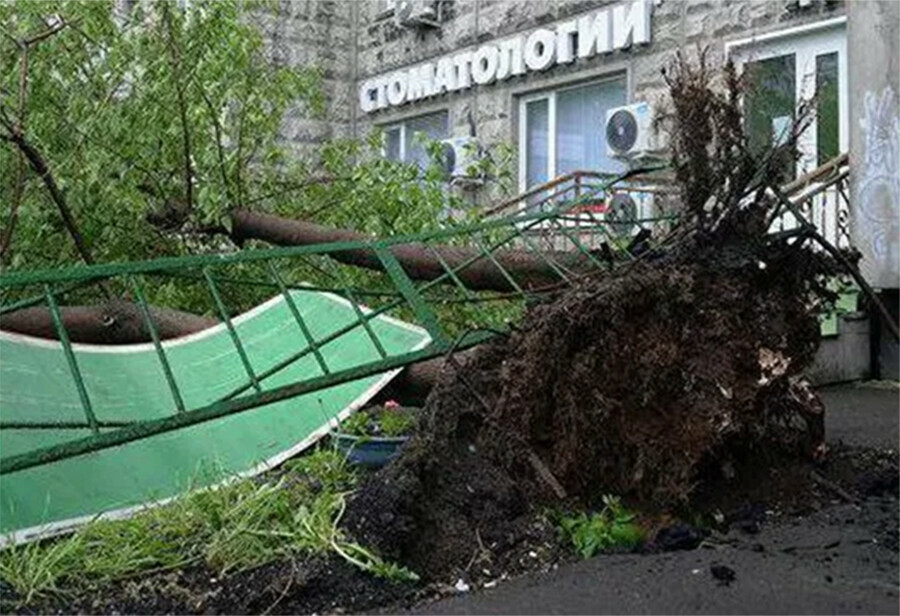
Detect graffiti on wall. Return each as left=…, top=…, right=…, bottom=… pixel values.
left=857, top=86, right=900, bottom=283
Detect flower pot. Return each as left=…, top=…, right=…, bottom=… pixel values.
left=333, top=432, right=409, bottom=467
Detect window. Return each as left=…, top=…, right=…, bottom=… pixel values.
left=382, top=110, right=450, bottom=171
left=518, top=77, right=628, bottom=192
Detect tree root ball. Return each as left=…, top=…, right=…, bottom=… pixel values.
left=345, top=239, right=833, bottom=581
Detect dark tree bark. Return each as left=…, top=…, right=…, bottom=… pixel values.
left=0, top=302, right=216, bottom=344
left=229, top=209, right=595, bottom=292
left=375, top=348, right=478, bottom=406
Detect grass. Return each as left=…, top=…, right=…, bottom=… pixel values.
left=338, top=404, right=418, bottom=438
left=0, top=446, right=415, bottom=606
left=556, top=495, right=646, bottom=559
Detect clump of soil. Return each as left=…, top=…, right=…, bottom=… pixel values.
left=344, top=54, right=846, bottom=581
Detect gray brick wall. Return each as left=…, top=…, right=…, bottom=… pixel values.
left=266, top=0, right=847, bottom=198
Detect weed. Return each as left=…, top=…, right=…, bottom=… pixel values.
left=0, top=533, right=84, bottom=603
left=378, top=408, right=417, bottom=437
left=286, top=445, right=357, bottom=492
left=338, top=406, right=418, bottom=438
left=0, top=442, right=413, bottom=605
left=556, top=495, right=646, bottom=559
left=340, top=411, right=371, bottom=437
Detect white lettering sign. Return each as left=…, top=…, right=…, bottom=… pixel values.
left=358, top=0, right=652, bottom=113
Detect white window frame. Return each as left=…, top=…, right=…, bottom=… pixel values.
left=517, top=74, right=627, bottom=194
left=380, top=109, right=449, bottom=164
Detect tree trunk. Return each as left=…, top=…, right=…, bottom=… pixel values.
left=375, top=348, right=479, bottom=406
left=0, top=302, right=216, bottom=345
left=229, top=209, right=596, bottom=292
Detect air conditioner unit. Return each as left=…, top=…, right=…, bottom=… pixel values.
left=603, top=191, right=655, bottom=237
left=394, top=0, right=439, bottom=28
left=440, top=137, right=483, bottom=185
left=605, top=102, right=663, bottom=160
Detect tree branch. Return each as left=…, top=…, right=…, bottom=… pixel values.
left=227, top=209, right=597, bottom=292
left=0, top=50, right=29, bottom=263
left=162, top=3, right=194, bottom=213
left=1, top=118, right=97, bottom=267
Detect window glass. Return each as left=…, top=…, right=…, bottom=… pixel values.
left=556, top=80, right=627, bottom=176
left=385, top=127, right=402, bottom=162
left=815, top=51, right=839, bottom=166
left=525, top=99, right=549, bottom=189
left=404, top=111, right=449, bottom=170
left=382, top=111, right=449, bottom=171
left=745, top=54, right=796, bottom=168
left=521, top=77, right=628, bottom=194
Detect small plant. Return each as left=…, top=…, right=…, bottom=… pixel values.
left=557, top=495, right=646, bottom=559
left=0, top=533, right=84, bottom=603
left=339, top=402, right=418, bottom=438
left=340, top=411, right=372, bottom=437
left=286, top=446, right=357, bottom=492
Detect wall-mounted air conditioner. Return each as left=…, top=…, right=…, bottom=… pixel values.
left=440, top=137, right=484, bottom=186
left=603, top=191, right=655, bottom=237
left=394, top=0, right=440, bottom=28
left=605, top=102, right=664, bottom=160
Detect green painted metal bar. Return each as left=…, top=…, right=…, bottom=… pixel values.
left=1, top=420, right=134, bottom=429
left=545, top=216, right=605, bottom=269
left=0, top=330, right=494, bottom=475
left=424, top=244, right=476, bottom=299
left=473, top=238, right=528, bottom=297
left=128, top=275, right=186, bottom=414
left=202, top=267, right=262, bottom=392
left=372, top=246, right=449, bottom=346
left=320, top=258, right=389, bottom=359
left=151, top=270, right=401, bottom=299
left=43, top=286, right=99, bottom=435
left=266, top=261, right=331, bottom=376
left=216, top=294, right=409, bottom=403
left=0, top=279, right=104, bottom=316
left=508, top=227, right=573, bottom=284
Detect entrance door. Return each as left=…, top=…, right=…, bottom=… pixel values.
left=728, top=20, right=849, bottom=247
left=729, top=20, right=847, bottom=177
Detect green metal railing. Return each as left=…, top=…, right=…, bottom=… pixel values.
left=1, top=168, right=676, bottom=475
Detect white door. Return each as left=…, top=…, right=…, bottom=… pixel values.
left=728, top=19, right=849, bottom=245
left=729, top=19, right=847, bottom=176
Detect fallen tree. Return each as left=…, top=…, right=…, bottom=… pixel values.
left=0, top=302, right=216, bottom=344
left=228, top=208, right=598, bottom=293
left=341, top=54, right=844, bottom=581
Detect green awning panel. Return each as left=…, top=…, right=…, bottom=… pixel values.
left=0, top=290, right=428, bottom=541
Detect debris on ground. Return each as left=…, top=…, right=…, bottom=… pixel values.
left=710, top=564, right=737, bottom=586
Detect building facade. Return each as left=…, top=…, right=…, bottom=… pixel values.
left=267, top=0, right=898, bottom=378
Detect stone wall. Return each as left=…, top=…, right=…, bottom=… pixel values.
left=352, top=0, right=846, bottom=203
left=252, top=0, right=357, bottom=159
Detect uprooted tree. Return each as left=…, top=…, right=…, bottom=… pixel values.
left=339, top=52, right=848, bottom=580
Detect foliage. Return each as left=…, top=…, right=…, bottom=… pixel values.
left=1, top=1, right=522, bottom=338
left=378, top=406, right=417, bottom=437
left=338, top=404, right=418, bottom=438
left=284, top=446, right=357, bottom=492
left=556, top=495, right=645, bottom=559
left=1, top=0, right=321, bottom=270
left=340, top=410, right=372, bottom=437
left=0, top=444, right=416, bottom=605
